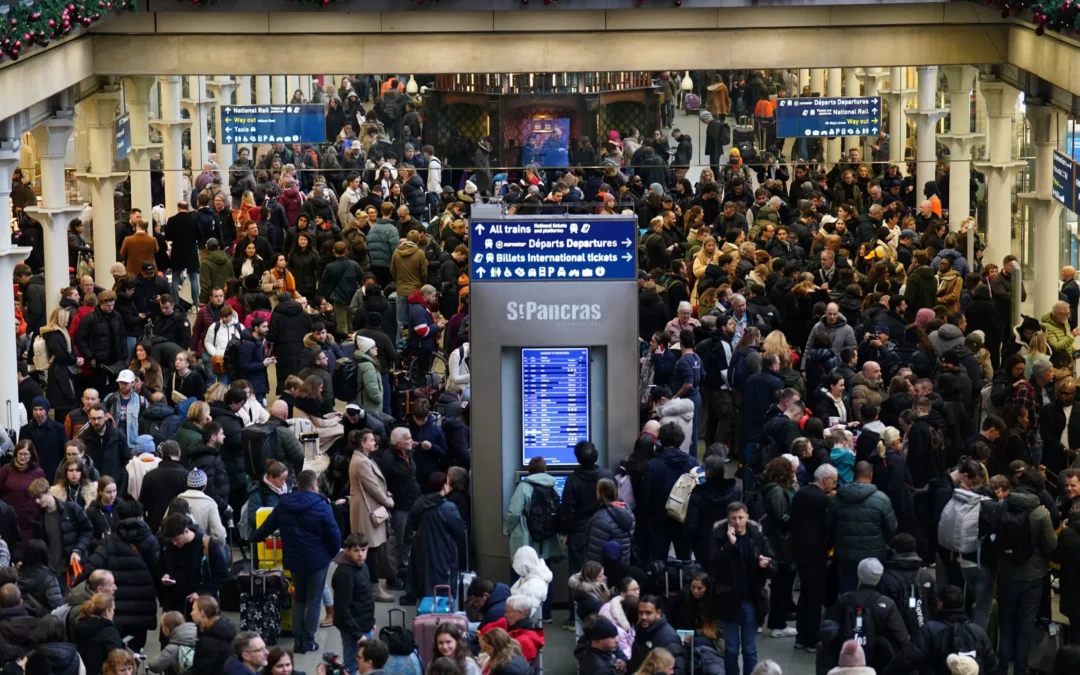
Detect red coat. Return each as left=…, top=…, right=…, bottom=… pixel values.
left=190, top=303, right=223, bottom=356
left=279, top=188, right=304, bottom=228
left=479, top=618, right=545, bottom=662
left=0, top=463, right=45, bottom=544
left=69, top=306, right=96, bottom=377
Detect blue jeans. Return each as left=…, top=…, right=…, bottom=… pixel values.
left=382, top=372, right=392, bottom=416
left=125, top=336, right=137, bottom=362
left=720, top=600, right=758, bottom=675
left=743, top=442, right=758, bottom=491
left=396, top=295, right=409, bottom=338
left=341, top=629, right=374, bottom=675
left=961, top=564, right=995, bottom=630
left=291, top=567, right=329, bottom=649
left=171, top=267, right=200, bottom=307
left=998, top=576, right=1043, bottom=675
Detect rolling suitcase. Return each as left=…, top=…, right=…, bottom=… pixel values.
left=239, top=544, right=286, bottom=645
left=683, top=93, right=701, bottom=114
left=417, top=584, right=455, bottom=616
left=733, top=116, right=755, bottom=147
left=414, top=588, right=469, bottom=670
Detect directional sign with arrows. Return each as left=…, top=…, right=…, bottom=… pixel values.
left=776, top=96, right=882, bottom=139
left=219, top=104, right=326, bottom=145
left=469, top=217, right=638, bottom=282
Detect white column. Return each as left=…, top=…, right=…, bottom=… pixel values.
left=843, top=69, right=862, bottom=153
left=939, top=66, right=983, bottom=231
left=0, top=131, right=32, bottom=431
left=1019, top=104, right=1067, bottom=316
left=973, top=80, right=1025, bottom=267
left=207, top=78, right=238, bottom=194
left=300, top=75, right=312, bottom=102
left=825, top=68, right=842, bottom=164
left=182, top=76, right=214, bottom=173
left=150, top=76, right=191, bottom=218
left=810, top=69, right=824, bottom=97
left=0, top=135, right=20, bottom=249
left=74, top=92, right=127, bottom=289
left=26, top=114, right=82, bottom=318
left=236, top=76, right=252, bottom=106
left=907, top=66, right=949, bottom=203
left=882, top=67, right=914, bottom=164
left=799, top=69, right=810, bottom=94
left=286, top=76, right=299, bottom=101
left=255, top=77, right=271, bottom=106
left=271, top=76, right=287, bottom=105
left=123, top=77, right=159, bottom=217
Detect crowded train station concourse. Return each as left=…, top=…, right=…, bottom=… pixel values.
left=4, top=0, right=1080, bottom=674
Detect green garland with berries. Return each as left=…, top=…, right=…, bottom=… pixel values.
left=985, top=0, right=1080, bottom=35
left=0, top=0, right=137, bottom=62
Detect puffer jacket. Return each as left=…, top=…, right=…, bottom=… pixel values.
left=1042, top=311, right=1076, bottom=356
left=406, top=289, right=441, bottom=350
left=642, top=448, right=698, bottom=527
left=81, top=517, right=161, bottom=634
left=199, top=250, right=233, bottom=304
left=367, top=218, right=401, bottom=269
left=826, top=481, right=898, bottom=564
left=331, top=549, right=376, bottom=636
left=509, top=546, right=554, bottom=617
left=250, top=488, right=341, bottom=574
left=184, top=444, right=231, bottom=514
left=390, top=241, right=428, bottom=298
left=996, top=486, right=1058, bottom=581
left=850, top=373, right=886, bottom=419
left=72, top=614, right=125, bottom=675
left=30, top=498, right=92, bottom=562
left=188, top=616, right=237, bottom=675
left=16, top=564, right=62, bottom=610
left=584, top=503, right=635, bottom=564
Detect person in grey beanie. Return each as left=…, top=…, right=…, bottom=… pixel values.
left=818, top=557, right=909, bottom=673
left=172, top=468, right=227, bottom=544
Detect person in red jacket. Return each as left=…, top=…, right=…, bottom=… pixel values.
left=479, top=595, right=545, bottom=662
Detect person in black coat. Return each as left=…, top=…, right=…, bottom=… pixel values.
left=558, top=442, right=615, bottom=573
left=881, top=585, right=998, bottom=675
left=627, top=596, right=687, bottom=675
left=41, top=323, right=81, bottom=423
left=577, top=616, right=625, bottom=675
left=330, top=534, right=376, bottom=653
left=164, top=204, right=205, bottom=306
left=684, top=454, right=742, bottom=563
left=267, top=296, right=314, bottom=395
left=82, top=416, right=129, bottom=498
left=159, top=516, right=230, bottom=618
left=16, top=540, right=63, bottom=610
left=79, top=501, right=159, bottom=649
left=641, top=425, right=699, bottom=562
left=639, top=286, right=671, bottom=343
left=185, top=425, right=232, bottom=517
left=29, top=480, right=93, bottom=580
left=139, top=441, right=190, bottom=533
left=791, top=464, right=837, bottom=650
left=75, top=301, right=126, bottom=377
left=72, top=594, right=125, bottom=675
left=20, top=399, right=67, bottom=483
left=964, top=285, right=1002, bottom=368
left=584, top=480, right=635, bottom=566
left=187, top=597, right=237, bottom=675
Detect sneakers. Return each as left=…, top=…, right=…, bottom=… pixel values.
left=805, top=645, right=819, bottom=653
left=771, top=627, right=798, bottom=638
left=794, top=643, right=806, bottom=650
left=294, top=641, right=320, bottom=655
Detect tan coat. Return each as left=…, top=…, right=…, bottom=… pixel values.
left=707, top=82, right=731, bottom=116
left=119, top=232, right=160, bottom=276
left=349, top=450, right=392, bottom=548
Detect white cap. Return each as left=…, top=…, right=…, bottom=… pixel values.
left=116, top=369, right=135, bottom=384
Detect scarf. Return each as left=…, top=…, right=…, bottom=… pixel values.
left=108, top=392, right=142, bottom=449
left=262, top=476, right=288, bottom=496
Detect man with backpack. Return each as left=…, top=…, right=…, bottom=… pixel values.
left=641, top=423, right=698, bottom=562
left=881, top=584, right=997, bottom=675
left=159, top=513, right=230, bottom=620
left=877, top=533, right=937, bottom=636
left=818, top=557, right=909, bottom=674
left=994, top=467, right=1057, bottom=675
left=557, top=441, right=615, bottom=575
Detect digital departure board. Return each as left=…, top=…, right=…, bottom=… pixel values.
left=522, top=348, right=590, bottom=465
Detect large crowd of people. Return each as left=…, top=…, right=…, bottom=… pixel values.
left=1, top=69, right=1079, bottom=675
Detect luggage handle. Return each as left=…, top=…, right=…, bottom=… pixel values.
left=434, top=584, right=452, bottom=599
left=387, top=607, right=406, bottom=628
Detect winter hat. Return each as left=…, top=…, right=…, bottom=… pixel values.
left=967, top=329, right=985, bottom=346
left=838, top=640, right=866, bottom=667
left=649, top=183, right=664, bottom=195
left=187, top=469, right=208, bottom=489
left=109, top=262, right=127, bottom=277
left=355, top=336, right=377, bottom=354
left=856, top=557, right=884, bottom=587
left=31, top=396, right=49, bottom=413
left=464, top=180, right=478, bottom=195
left=900, top=229, right=917, bottom=242
left=946, top=654, right=979, bottom=675
left=915, top=308, right=935, bottom=327
left=1031, top=357, right=1054, bottom=379
left=588, top=617, right=619, bottom=641
left=729, top=147, right=741, bottom=158
left=136, top=435, right=156, bottom=456
left=872, top=323, right=890, bottom=337
left=576, top=596, right=602, bottom=621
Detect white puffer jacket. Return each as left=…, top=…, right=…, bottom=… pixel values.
left=204, top=319, right=242, bottom=358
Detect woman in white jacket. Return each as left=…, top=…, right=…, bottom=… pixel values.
left=599, top=578, right=640, bottom=660
left=203, top=306, right=242, bottom=385
left=509, top=546, right=553, bottom=626
left=447, top=341, right=470, bottom=400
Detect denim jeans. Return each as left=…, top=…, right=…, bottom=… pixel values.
left=686, top=390, right=702, bottom=457
left=125, top=336, right=137, bottom=362
left=743, top=443, right=759, bottom=491
left=997, top=576, right=1043, bottom=675
left=720, top=600, right=758, bottom=675
left=340, top=629, right=374, bottom=675
left=290, top=567, right=329, bottom=650
left=396, top=295, right=410, bottom=338
left=170, top=267, right=200, bottom=308
left=382, top=372, right=393, bottom=416
left=961, top=564, right=995, bottom=630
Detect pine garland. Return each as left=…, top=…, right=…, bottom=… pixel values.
left=986, top=0, right=1080, bottom=35
left=0, top=0, right=136, bottom=62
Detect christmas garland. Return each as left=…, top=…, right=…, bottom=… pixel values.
left=0, top=0, right=137, bottom=62
left=985, top=0, right=1080, bottom=35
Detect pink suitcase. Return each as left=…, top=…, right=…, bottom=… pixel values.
left=413, top=585, right=469, bottom=669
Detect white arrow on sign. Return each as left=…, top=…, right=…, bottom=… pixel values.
left=871, top=127, right=879, bottom=134
left=476, top=268, right=486, bottom=278
left=475, top=224, right=485, bottom=236
left=622, top=238, right=633, bottom=247
left=623, top=252, right=633, bottom=262
left=225, top=136, right=233, bottom=143
left=872, top=107, right=878, bottom=113
left=224, top=107, right=231, bottom=114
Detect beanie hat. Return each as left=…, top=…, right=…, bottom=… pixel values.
left=872, top=323, right=890, bottom=336
left=355, top=336, right=377, bottom=354
left=187, top=469, right=208, bottom=489
left=1031, top=356, right=1053, bottom=378
left=915, top=308, right=935, bottom=327
left=136, top=435, right=156, bottom=456
left=946, top=654, right=979, bottom=675
left=857, top=557, right=884, bottom=587
left=31, top=396, right=50, bottom=413
left=464, top=180, right=478, bottom=195
left=588, top=617, right=619, bottom=641
left=838, top=640, right=866, bottom=667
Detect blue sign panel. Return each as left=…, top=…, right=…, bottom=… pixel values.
left=1054, top=150, right=1075, bottom=211
left=469, top=217, right=637, bottom=281
left=220, top=104, right=326, bottom=145
left=522, top=348, right=590, bottom=466
left=776, top=96, right=882, bottom=138
left=114, top=114, right=130, bottom=160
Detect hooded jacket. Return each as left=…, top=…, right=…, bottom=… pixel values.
left=250, top=488, right=341, bottom=574
left=599, top=595, right=636, bottom=659
left=82, top=516, right=161, bottom=634
left=406, top=290, right=441, bottom=350
left=805, top=314, right=858, bottom=356
left=199, top=250, right=233, bottom=304
left=390, top=241, right=428, bottom=298
left=642, top=448, right=698, bottom=527
left=654, top=398, right=695, bottom=453
left=996, top=486, right=1057, bottom=581
left=584, top=503, right=635, bottom=564
left=510, top=546, right=554, bottom=619
left=878, top=552, right=938, bottom=635
left=267, top=299, right=313, bottom=348
left=146, top=621, right=198, bottom=675
left=905, top=265, right=938, bottom=319
left=826, top=481, right=897, bottom=563
left=504, top=474, right=567, bottom=562
left=331, top=549, right=375, bottom=636
left=881, top=608, right=997, bottom=675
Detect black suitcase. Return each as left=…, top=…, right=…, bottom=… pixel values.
left=646, top=559, right=702, bottom=608
left=733, top=116, right=755, bottom=147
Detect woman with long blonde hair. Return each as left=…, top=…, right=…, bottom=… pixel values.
left=40, top=306, right=81, bottom=423
left=691, top=236, right=720, bottom=305
left=1024, top=331, right=1050, bottom=378
left=477, top=628, right=528, bottom=675
left=634, top=648, right=675, bottom=675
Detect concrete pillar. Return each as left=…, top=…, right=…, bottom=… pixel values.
left=907, top=66, right=949, bottom=205
left=300, top=75, right=312, bottom=102
left=255, top=77, right=271, bottom=106
left=810, top=69, right=824, bottom=97
left=1019, top=103, right=1067, bottom=315
left=0, top=132, right=33, bottom=431
left=0, top=134, right=21, bottom=249
left=881, top=67, right=915, bottom=164
left=939, top=66, right=983, bottom=230
left=74, top=91, right=128, bottom=289
left=799, top=69, right=810, bottom=94
left=844, top=69, right=862, bottom=153
left=150, top=76, right=191, bottom=218
left=123, top=77, right=159, bottom=217
left=826, top=68, right=842, bottom=164
left=207, top=78, right=238, bottom=195
left=236, top=76, right=252, bottom=106
left=271, top=76, right=287, bottom=105
left=26, top=114, right=83, bottom=318
left=973, top=80, right=1025, bottom=267
left=182, top=76, right=214, bottom=174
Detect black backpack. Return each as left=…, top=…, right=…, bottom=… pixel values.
left=332, top=358, right=359, bottom=403
left=994, top=503, right=1035, bottom=564
left=197, top=208, right=218, bottom=241
left=742, top=489, right=766, bottom=522
left=727, top=348, right=754, bottom=392
left=836, top=597, right=879, bottom=661
left=380, top=608, right=416, bottom=656
left=242, top=424, right=277, bottom=480
left=223, top=335, right=244, bottom=380
left=526, top=483, right=561, bottom=542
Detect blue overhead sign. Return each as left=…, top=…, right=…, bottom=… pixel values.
left=469, top=217, right=637, bottom=281
left=1054, top=150, right=1075, bottom=211
left=776, top=96, right=882, bottom=138
left=220, top=104, right=326, bottom=145
left=114, top=114, right=130, bottom=160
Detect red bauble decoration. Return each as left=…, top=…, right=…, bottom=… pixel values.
left=9, top=18, right=17, bottom=26
left=22, top=33, right=31, bottom=42
left=48, top=19, right=56, bottom=27
left=30, top=11, right=41, bottom=20
left=14, top=40, right=21, bottom=48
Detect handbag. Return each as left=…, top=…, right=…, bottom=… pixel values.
left=212, top=356, right=227, bottom=375
left=171, top=373, right=187, bottom=404
left=66, top=559, right=83, bottom=589
left=369, top=505, right=389, bottom=527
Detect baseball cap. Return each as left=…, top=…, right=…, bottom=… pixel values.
left=140, top=261, right=155, bottom=273
left=116, top=369, right=136, bottom=384
left=110, top=262, right=127, bottom=277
